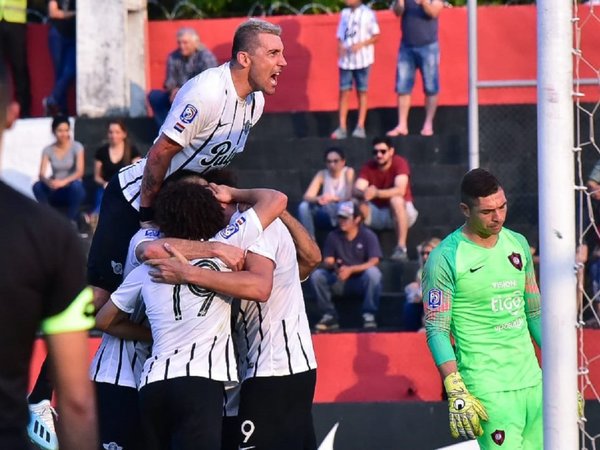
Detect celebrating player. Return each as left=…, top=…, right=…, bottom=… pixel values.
left=88, top=18, right=287, bottom=307
left=96, top=180, right=287, bottom=449
left=148, top=201, right=321, bottom=450
left=422, top=168, right=542, bottom=449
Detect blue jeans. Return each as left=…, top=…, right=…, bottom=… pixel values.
left=396, top=41, right=440, bottom=95
left=148, top=89, right=172, bottom=128
left=309, top=266, right=382, bottom=318
left=339, top=66, right=371, bottom=92
left=297, top=201, right=337, bottom=238
left=33, top=180, right=86, bottom=221
left=47, top=27, right=76, bottom=113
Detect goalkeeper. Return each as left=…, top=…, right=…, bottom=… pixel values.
left=422, top=168, right=542, bottom=449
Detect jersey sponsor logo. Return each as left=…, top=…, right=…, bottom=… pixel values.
left=508, top=252, right=523, bottom=270
left=180, top=103, right=198, bottom=124
left=103, top=443, right=123, bottom=450
left=174, top=122, right=185, bottom=133
left=220, top=216, right=246, bottom=240
left=427, top=288, right=443, bottom=309
left=144, top=229, right=160, bottom=237
left=492, top=280, right=517, bottom=289
left=199, top=141, right=237, bottom=169
left=491, top=292, right=524, bottom=316
left=491, top=429, right=505, bottom=445
left=469, top=265, right=484, bottom=273
left=495, top=317, right=524, bottom=332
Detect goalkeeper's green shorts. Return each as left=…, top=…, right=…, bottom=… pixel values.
left=476, top=382, right=542, bottom=450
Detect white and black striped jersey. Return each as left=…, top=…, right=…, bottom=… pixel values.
left=237, top=218, right=317, bottom=380
left=118, top=63, right=265, bottom=209
left=90, top=228, right=160, bottom=388
left=110, top=208, right=265, bottom=388
left=337, top=4, right=380, bottom=70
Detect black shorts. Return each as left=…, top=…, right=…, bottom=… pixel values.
left=139, top=377, right=224, bottom=450
left=237, top=369, right=317, bottom=450
left=95, top=382, right=143, bottom=450
left=87, top=177, right=140, bottom=292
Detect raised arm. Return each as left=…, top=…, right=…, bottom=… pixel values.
left=279, top=210, right=322, bottom=280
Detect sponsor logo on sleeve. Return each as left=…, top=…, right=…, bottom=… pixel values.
left=427, top=288, right=443, bottom=309
left=508, top=252, right=523, bottom=270
left=180, top=103, right=198, bottom=124
left=144, top=229, right=160, bottom=237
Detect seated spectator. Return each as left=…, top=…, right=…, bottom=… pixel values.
left=148, top=27, right=218, bottom=127
left=298, top=147, right=355, bottom=239
left=92, top=119, right=141, bottom=215
left=403, top=237, right=440, bottom=331
left=32, top=116, right=85, bottom=224
left=309, top=200, right=383, bottom=331
left=43, top=0, right=76, bottom=116
left=353, top=136, right=418, bottom=261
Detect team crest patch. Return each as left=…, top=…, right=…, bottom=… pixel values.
left=180, top=103, right=198, bottom=124
left=144, top=229, right=160, bottom=237
left=508, top=252, right=523, bottom=271
left=427, top=288, right=443, bottom=309
left=491, top=429, right=505, bottom=446
left=243, top=119, right=252, bottom=134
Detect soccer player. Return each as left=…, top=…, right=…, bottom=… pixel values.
left=422, top=168, right=542, bottom=449
left=90, top=171, right=246, bottom=450
left=150, top=207, right=321, bottom=450
left=88, top=18, right=287, bottom=307
left=96, top=181, right=288, bottom=449
left=0, top=63, right=98, bottom=450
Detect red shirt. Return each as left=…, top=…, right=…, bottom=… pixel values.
left=358, top=155, right=413, bottom=208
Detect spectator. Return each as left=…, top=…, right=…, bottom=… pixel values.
left=387, top=0, right=444, bottom=137
left=32, top=116, right=86, bottom=224
left=354, top=136, right=418, bottom=261
left=0, top=0, right=30, bottom=117
left=310, top=200, right=383, bottom=331
left=330, top=0, right=380, bottom=139
left=403, top=237, right=440, bottom=331
left=92, top=119, right=141, bottom=216
left=148, top=27, right=218, bottom=127
left=298, top=147, right=355, bottom=239
left=43, top=0, right=76, bottom=117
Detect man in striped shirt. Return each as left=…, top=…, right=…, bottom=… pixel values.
left=330, top=0, right=380, bottom=140
left=88, top=18, right=287, bottom=312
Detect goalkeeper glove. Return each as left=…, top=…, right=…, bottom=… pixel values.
left=444, top=372, right=489, bottom=440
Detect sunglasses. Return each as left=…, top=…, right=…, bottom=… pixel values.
left=421, top=251, right=431, bottom=256
left=372, top=149, right=388, bottom=155
left=326, top=159, right=341, bottom=164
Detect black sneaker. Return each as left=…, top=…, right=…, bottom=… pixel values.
left=315, top=314, right=340, bottom=332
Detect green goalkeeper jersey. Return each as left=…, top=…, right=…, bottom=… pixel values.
left=422, top=227, right=542, bottom=396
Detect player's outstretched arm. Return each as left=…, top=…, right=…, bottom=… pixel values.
left=148, top=244, right=275, bottom=302
left=279, top=210, right=322, bottom=280
left=139, top=238, right=245, bottom=272
left=210, top=184, right=287, bottom=231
